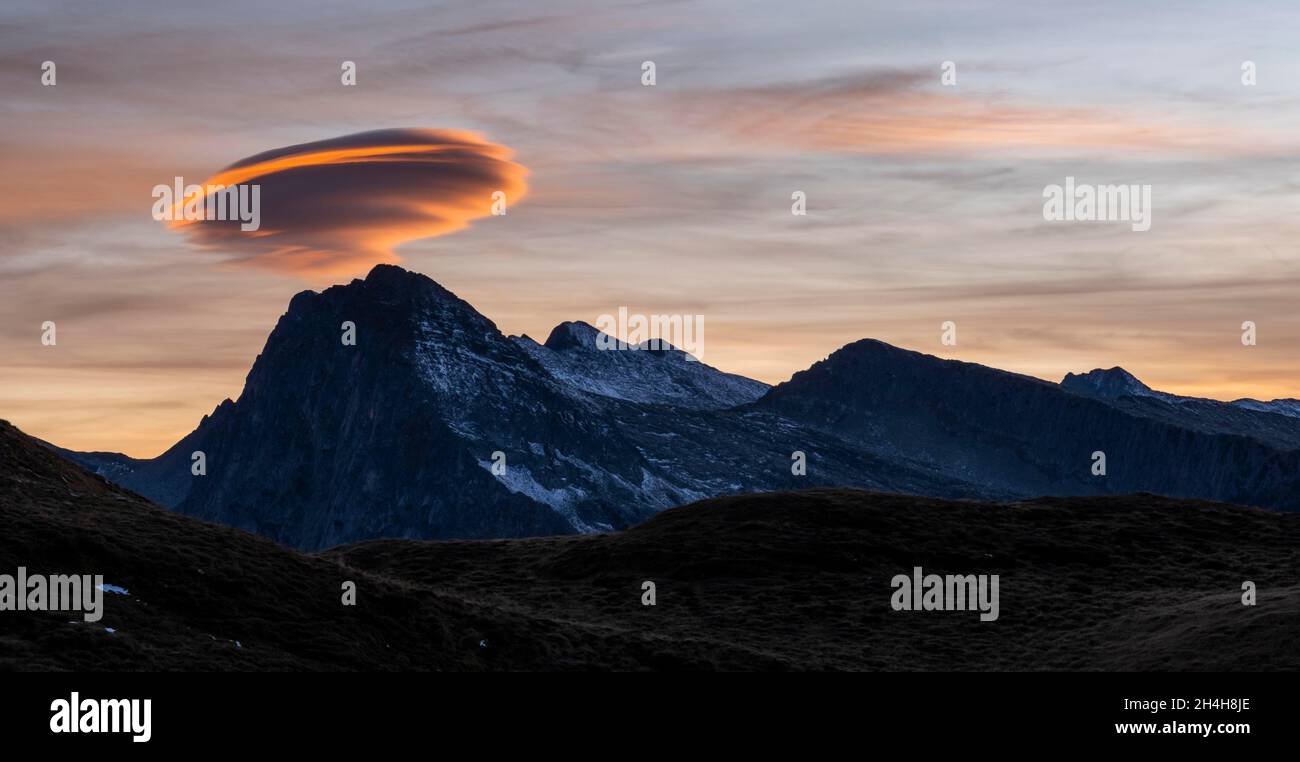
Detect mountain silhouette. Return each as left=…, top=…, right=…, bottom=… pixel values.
left=758, top=337, right=1300, bottom=508
left=61, top=265, right=1300, bottom=549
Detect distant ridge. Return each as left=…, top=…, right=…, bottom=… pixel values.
left=1061, top=366, right=1161, bottom=400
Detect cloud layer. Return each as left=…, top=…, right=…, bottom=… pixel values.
left=171, top=129, right=527, bottom=276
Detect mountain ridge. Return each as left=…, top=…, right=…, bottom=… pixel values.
left=54, top=264, right=1300, bottom=549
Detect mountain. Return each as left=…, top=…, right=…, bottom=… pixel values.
left=5, top=418, right=1298, bottom=670
left=1061, top=366, right=1300, bottom=451
left=1064, top=366, right=1300, bottom=421
left=1061, top=366, right=1166, bottom=401
left=1232, top=397, right=1300, bottom=419
left=512, top=320, right=768, bottom=410
left=71, top=265, right=978, bottom=550
left=63, top=265, right=1300, bottom=549
left=755, top=339, right=1300, bottom=509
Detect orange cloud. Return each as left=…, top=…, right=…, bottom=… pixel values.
left=169, top=129, right=528, bottom=276
left=652, top=74, right=1277, bottom=158
left=797, top=93, right=1241, bottom=155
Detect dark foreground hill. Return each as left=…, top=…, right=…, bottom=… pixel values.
left=4, top=420, right=1298, bottom=671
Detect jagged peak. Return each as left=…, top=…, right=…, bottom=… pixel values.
left=357, top=263, right=456, bottom=300
left=540, top=320, right=683, bottom=354
left=1060, top=366, right=1155, bottom=398
left=812, top=338, right=950, bottom=370
left=282, top=264, right=477, bottom=325
left=543, top=320, right=602, bottom=351
left=364, top=262, right=425, bottom=284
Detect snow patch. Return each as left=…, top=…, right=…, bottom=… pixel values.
left=477, top=459, right=597, bottom=532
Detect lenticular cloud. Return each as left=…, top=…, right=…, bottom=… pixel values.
left=170, top=128, right=528, bottom=276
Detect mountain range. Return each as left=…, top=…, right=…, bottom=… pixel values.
left=57, top=264, right=1300, bottom=550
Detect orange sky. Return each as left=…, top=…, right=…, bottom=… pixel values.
left=3, top=0, right=1300, bottom=456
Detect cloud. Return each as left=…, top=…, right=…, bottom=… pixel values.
left=169, top=129, right=528, bottom=276
left=657, top=73, right=1279, bottom=159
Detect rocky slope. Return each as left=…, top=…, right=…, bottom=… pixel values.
left=513, top=320, right=768, bottom=410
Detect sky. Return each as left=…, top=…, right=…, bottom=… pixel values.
left=3, top=0, right=1300, bottom=457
